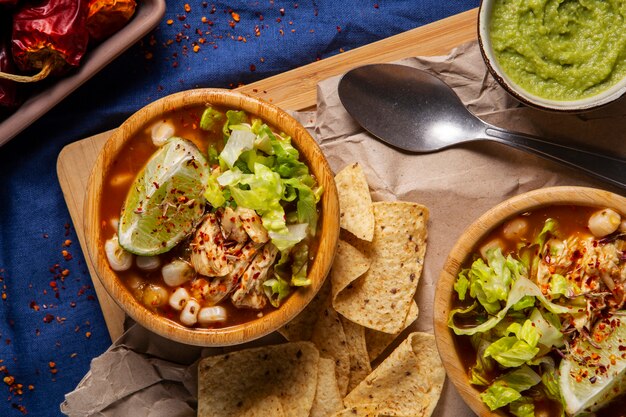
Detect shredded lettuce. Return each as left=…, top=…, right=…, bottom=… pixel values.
left=483, top=320, right=540, bottom=367
left=199, top=107, right=223, bottom=131
left=269, top=223, right=308, bottom=252
left=263, top=275, right=291, bottom=307
left=449, top=276, right=578, bottom=336
left=480, top=365, right=541, bottom=410
left=203, top=170, right=226, bottom=208
left=222, top=110, right=248, bottom=138
left=220, top=130, right=255, bottom=168
left=509, top=397, right=535, bottom=417
left=469, top=334, right=497, bottom=386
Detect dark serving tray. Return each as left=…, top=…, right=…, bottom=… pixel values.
left=0, top=0, right=166, bottom=146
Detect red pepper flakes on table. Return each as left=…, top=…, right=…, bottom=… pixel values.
left=231, top=11, right=240, bottom=22
left=86, top=0, right=136, bottom=41
left=1, top=0, right=89, bottom=83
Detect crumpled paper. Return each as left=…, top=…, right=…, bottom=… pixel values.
left=60, top=41, right=626, bottom=417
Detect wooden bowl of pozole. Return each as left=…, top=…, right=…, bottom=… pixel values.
left=434, top=187, right=626, bottom=417
left=84, top=89, right=339, bottom=346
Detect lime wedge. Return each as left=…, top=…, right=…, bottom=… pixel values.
left=118, top=137, right=208, bottom=255
left=559, top=315, right=626, bottom=415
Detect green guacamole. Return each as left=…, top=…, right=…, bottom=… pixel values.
left=490, top=0, right=626, bottom=101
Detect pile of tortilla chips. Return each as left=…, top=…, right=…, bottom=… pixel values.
left=197, top=163, right=444, bottom=417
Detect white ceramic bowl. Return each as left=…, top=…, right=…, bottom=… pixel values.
left=478, top=0, right=626, bottom=112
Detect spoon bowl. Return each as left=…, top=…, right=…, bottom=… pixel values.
left=338, top=64, right=626, bottom=190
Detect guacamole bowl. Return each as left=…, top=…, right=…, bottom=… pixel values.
left=478, top=0, right=626, bottom=112
left=434, top=186, right=626, bottom=417
left=83, top=89, right=340, bottom=346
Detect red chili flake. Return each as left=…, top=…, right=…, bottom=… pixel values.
left=48, top=361, right=55, bottom=369
left=250, top=64, right=256, bottom=72
left=85, top=331, right=92, bottom=338
left=64, top=223, right=71, bottom=236
left=184, top=3, right=191, bottom=12
left=231, top=11, right=240, bottom=22
left=30, top=301, right=39, bottom=311
left=336, top=26, right=341, bottom=33
left=69, top=301, right=76, bottom=308
left=374, top=3, right=379, bottom=8
left=1, top=293, right=6, bottom=301
left=63, top=239, right=72, bottom=247
left=43, top=233, right=49, bottom=239
left=35, top=329, right=40, bottom=336
left=177, top=15, right=186, bottom=21
left=61, top=269, right=70, bottom=277
left=70, top=353, right=77, bottom=358
left=229, top=20, right=236, bottom=28
left=43, top=314, right=54, bottom=323
left=3, top=376, right=14, bottom=385
left=276, top=17, right=281, bottom=23
left=166, top=19, right=173, bottom=25
left=279, top=7, right=285, bottom=15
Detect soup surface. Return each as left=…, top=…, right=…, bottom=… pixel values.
left=100, top=105, right=321, bottom=329
left=449, top=205, right=626, bottom=417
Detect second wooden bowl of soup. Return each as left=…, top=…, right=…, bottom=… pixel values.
left=84, top=89, right=339, bottom=346
left=434, top=186, right=626, bottom=417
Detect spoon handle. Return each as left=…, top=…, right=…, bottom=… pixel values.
left=485, top=127, right=626, bottom=190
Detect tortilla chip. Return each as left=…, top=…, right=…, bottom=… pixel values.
left=310, top=358, right=344, bottom=417
left=334, top=202, right=428, bottom=334
left=197, top=342, right=319, bottom=417
left=343, top=332, right=445, bottom=417
left=311, top=305, right=351, bottom=396
left=340, top=316, right=372, bottom=392
left=335, top=163, right=375, bottom=241
left=365, top=300, right=419, bottom=363
left=330, top=239, right=371, bottom=303
left=279, top=279, right=331, bottom=342
left=241, top=396, right=284, bottom=417
left=332, top=404, right=381, bottom=417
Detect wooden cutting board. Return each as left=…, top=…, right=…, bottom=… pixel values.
left=57, top=8, right=478, bottom=342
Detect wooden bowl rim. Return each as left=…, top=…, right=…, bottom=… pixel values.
left=433, top=186, right=626, bottom=417
left=84, top=88, right=340, bottom=346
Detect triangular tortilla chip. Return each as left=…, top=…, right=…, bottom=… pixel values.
left=335, top=163, right=375, bottom=241
left=344, top=332, right=445, bottom=417
left=330, top=239, right=371, bottom=303
left=197, top=342, right=319, bottom=417
left=332, top=404, right=381, bottom=417
left=334, top=202, right=428, bottom=333
left=365, top=300, right=419, bottom=363
left=310, top=358, right=344, bottom=417
left=340, top=316, right=372, bottom=392
left=311, top=305, right=351, bottom=396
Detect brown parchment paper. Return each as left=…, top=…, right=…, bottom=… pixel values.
left=60, top=41, right=626, bottom=417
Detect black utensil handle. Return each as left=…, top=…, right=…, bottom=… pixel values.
left=485, top=127, right=626, bottom=190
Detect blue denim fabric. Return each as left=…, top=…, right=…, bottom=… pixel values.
left=0, top=1, right=478, bottom=415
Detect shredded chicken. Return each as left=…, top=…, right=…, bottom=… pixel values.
left=231, top=243, right=279, bottom=309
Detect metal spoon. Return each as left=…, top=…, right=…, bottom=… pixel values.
left=337, top=63, right=626, bottom=190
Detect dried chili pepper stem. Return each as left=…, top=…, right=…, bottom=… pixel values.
left=0, top=60, right=54, bottom=83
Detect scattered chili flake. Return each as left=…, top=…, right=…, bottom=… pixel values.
left=336, top=26, right=341, bottom=33
left=48, top=361, right=55, bottom=369
left=184, top=3, right=191, bottom=12
left=166, top=19, right=174, bottom=25
left=249, top=64, right=256, bottom=71
left=62, top=250, right=72, bottom=261
left=231, top=12, right=240, bottom=22
left=279, top=7, right=285, bottom=15
left=193, top=45, right=200, bottom=53
left=177, top=15, right=186, bottom=21
left=43, top=314, right=54, bottom=323
left=1, top=293, right=6, bottom=301
left=70, top=353, right=77, bottom=358
left=85, top=331, right=92, bottom=338
left=30, top=301, right=39, bottom=311
left=43, top=233, right=49, bottom=239
left=63, top=239, right=72, bottom=247
left=28, top=384, right=34, bottom=391
left=4, top=376, right=15, bottom=385
left=61, top=269, right=70, bottom=277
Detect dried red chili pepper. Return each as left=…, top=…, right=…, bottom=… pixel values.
left=0, top=0, right=89, bottom=83
left=86, top=0, right=136, bottom=41
left=0, top=17, right=19, bottom=111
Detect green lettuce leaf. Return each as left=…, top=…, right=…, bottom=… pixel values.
left=199, top=107, right=224, bottom=131
left=483, top=320, right=540, bottom=367
left=220, top=130, right=255, bottom=168
left=203, top=170, right=226, bottom=208
left=263, top=275, right=291, bottom=307
left=449, top=276, right=578, bottom=336
left=480, top=366, right=541, bottom=410
left=222, top=110, right=248, bottom=138
left=509, top=397, right=535, bottom=417
left=269, top=223, right=308, bottom=252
